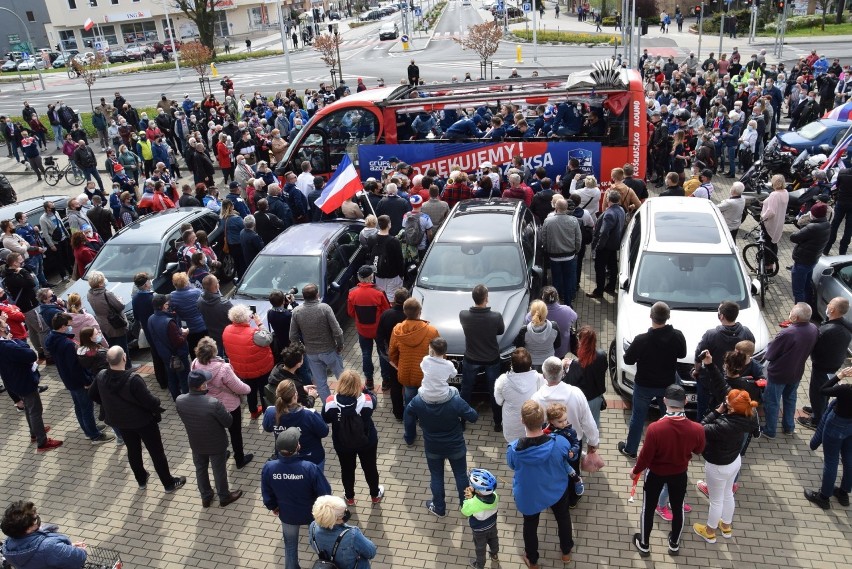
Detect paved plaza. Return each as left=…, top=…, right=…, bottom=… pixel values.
left=0, top=162, right=850, bottom=568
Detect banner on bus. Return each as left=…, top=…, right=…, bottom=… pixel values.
left=357, top=141, right=602, bottom=183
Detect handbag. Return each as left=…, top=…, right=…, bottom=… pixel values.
left=310, top=526, right=351, bottom=569
left=169, top=355, right=185, bottom=372
left=106, top=302, right=127, bottom=330
left=580, top=449, right=605, bottom=473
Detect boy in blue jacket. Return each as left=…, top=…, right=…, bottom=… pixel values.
left=1, top=500, right=86, bottom=569
left=543, top=403, right=585, bottom=496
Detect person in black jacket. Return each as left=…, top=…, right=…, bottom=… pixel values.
left=799, top=297, right=852, bottom=429
left=376, top=287, right=408, bottom=417
left=239, top=215, right=264, bottom=268
left=692, top=353, right=760, bottom=543
left=566, top=325, right=607, bottom=428
left=2, top=253, right=44, bottom=358
left=588, top=191, right=625, bottom=299
left=372, top=215, right=405, bottom=302
left=824, top=167, right=852, bottom=255
left=89, top=346, right=187, bottom=493
left=693, top=300, right=755, bottom=419
left=618, top=301, right=687, bottom=459
left=790, top=202, right=831, bottom=304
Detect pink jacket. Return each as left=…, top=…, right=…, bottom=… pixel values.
left=191, top=356, right=251, bottom=412
left=69, top=311, right=109, bottom=348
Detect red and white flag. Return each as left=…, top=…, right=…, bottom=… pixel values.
left=84, top=18, right=95, bottom=32
left=314, top=154, right=363, bottom=214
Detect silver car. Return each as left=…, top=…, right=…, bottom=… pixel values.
left=812, top=254, right=852, bottom=353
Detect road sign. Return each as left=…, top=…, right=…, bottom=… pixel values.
left=414, top=7, right=422, bottom=16
left=523, top=2, right=531, bottom=11
left=94, top=41, right=109, bottom=52
left=401, top=34, right=409, bottom=42
left=7, top=34, right=19, bottom=44
left=21, top=52, right=29, bottom=60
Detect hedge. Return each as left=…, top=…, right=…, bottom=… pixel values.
left=513, top=30, right=618, bottom=44
left=699, top=8, right=753, bottom=34
left=6, top=107, right=160, bottom=141
left=764, top=14, right=852, bottom=33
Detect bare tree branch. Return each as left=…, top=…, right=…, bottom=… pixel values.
left=179, top=41, right=213, bottom=78
left=453, top=21, right=502, bottom=64
left=71, top=53, right=107, bottom=112
left=313, top=34, right=341, bottom=70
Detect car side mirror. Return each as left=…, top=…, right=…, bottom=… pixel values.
left=621, top=277, right=629, bottom=291
left=163, top=262, right=178, bottom=274
left=821, top=267, right=833, bottom=277
left=530, top=265, right=543, bottom=281
left=329, top=281, right=341, bottom=291
left=818, top=144, right=831, bottom=155
left=751, top=279, right=761, bottom=295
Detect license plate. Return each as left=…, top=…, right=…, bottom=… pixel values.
left=686, top=393, right=698, bottom=403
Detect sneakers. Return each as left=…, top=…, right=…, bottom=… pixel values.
left=250, top=406, right=263, bottom=420
left=91, top=432, right=116, bottom=445
left=655, top=505, right=673, bottom=522
left=684, top=502, right=692, bottom=513
left=36, top=438, right=63, bottom=452
left=779, top=319, right=792, bottom=328
left=732, top=483, right=740, bottom=494
left=632, top=533, right=650, bottom=556
left=371, top=485, right=385, bottom=504
left=490, top=553, right=499, bottom=561
left=139, top=472, right=150, bottom=490
left=667, top=532, right=680, bottom=555
left=345, top=497, right=356, bottom=506
left=617, top=441, right=637, bottom=459
left=802, top=406, right=813, bottom=415
left=424, top=500, right=446, bottom=518
left=697, top=480, right=709, bottom=497
left=693, top=523, right=717, bottom=544
left=574, top=476, right=585, bottom=496
left=834, top=487, right=850, bottom=507
left=718, top=521, right=733, bottom=538
left=165, top=476, right=187, bottom=493
left=804, top=489, right=831, bottom=509
left=468, top=560, right=483, bottom=569
left=797, top=416, right=818, bottom=429
left=236, top=453, right=254, bottom=469
left=521, top=553, right=539, bottom=568
left=31, top=426, right=51, bottom=443
left=762, top=429, right=776, bottom=439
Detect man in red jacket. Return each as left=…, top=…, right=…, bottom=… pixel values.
left=631, top=384, right=705, bottom=557
left=347, top=265, right=390, bottom=391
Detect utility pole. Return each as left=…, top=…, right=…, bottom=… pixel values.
left=277, top=0, right=294, bottom=85
left=718, top=7, right=724, bottom=56
left=163, top=0, right=181, bottom=80
left=697, top=2, right=704, bottom=63
left=532, top=0, right=538, bottom=62
left=0, top=7, right=46, bottom=90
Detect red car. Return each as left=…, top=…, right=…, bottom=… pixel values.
left=163, top=39, right=182, bottom=53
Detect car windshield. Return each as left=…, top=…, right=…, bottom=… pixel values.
left=416, top=243, right=525, bottom=291
left=87, top=243, right=161, bottom=281
left=797, top=121, right=827, bottom=141
left=633, top=252, right=748, bottom=309
left=236, top=255, right=320, bottom=299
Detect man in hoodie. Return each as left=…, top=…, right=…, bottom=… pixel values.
left=197, top=275, right=233, bottom=356
left=799, top=297, right=852, bottom=430
left=390, top=297, right=440, bottom=411
left=1, top=501, right=87, bottom=567
left=348, top=266, right=391, bottom=391
left=459, top=284, right=505, bottom=429
left=131, top=273, right=166, bottom=390
left=789, top=202, right=831, bottom=305
left=376, top=287, right=408, bottom=417
left=89, top=346, right=186, bottom=493
left=507, top=400, right=575, bottom=568
left=289, top=283, right=344, bottom=401
left=618, top=302, right=687, bottom=459
left=693, top=300, right=755, bottom=419
left=404, top=337, right=478, bottom=517
left=45, top=313, right=114, bottom=445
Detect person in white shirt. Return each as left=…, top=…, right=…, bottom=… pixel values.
left=569, top=176, right=602, bottom=221
left=295, top=160, right=315, bottom=198
left=717, top=182, right=746, bottom=240
left=494, top=348, right=544, bottom=443
left=531, top=356, right=600, bottom=506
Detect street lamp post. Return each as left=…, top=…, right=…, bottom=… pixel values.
left=0, top=7, right=46, bottom=91
left=162, top=0, right=181, bottom=80
left=277, top=0, right=294, bottom=85
left=332, top=23, right=343, bottom=83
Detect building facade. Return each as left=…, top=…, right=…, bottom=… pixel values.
left=41, top=0, right=329, bottom=52
left=0, top=0, right=52, bottom=54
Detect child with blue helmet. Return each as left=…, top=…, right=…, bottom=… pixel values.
left=543, top=403, right=586, bottom=496
left=461, top=468, right=499, bottom=569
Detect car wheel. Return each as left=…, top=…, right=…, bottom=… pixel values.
left=608, top=340, right=624, bottom=397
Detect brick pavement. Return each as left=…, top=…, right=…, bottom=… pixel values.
left=1, top=161, right=851, bottom=568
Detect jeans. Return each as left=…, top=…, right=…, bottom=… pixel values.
left=791, top=262, right=815, bottom=304
left=819, top=411, right=852, bottom=498
left=625, top=384, right=667, bottom=455
left=727, top=145, right=737, bottom=176
left=69, top=387, right=101, bottom=439
left=81, top=166, right=105, bottom=192
left=460, top=358, right=501, bottom=424
left=522, top=485, right=574, bottom=564
left=281, top=522, right=303, bottom=569
left=550, top=257, right=578, bottom=307
left=587, top=395, right=603, bottom=430
left=165, top=354, right=190, bottom=401
left=425, top=452, right=469, bottom=514
left=704, top=456, right=741, bottom=527
left=52, top=125, right=63, bottom=148
left=472, top=525, right=499, bottom=568
left=763, top=380, right=799, bottom=437
left=337, top=442, right=381, bottom=500
left=21, top=390, right=47, bottom=446
left=306, top=350, right=344, bottom=401
left=825, top=202, right=852, bottom=255
left=641, top=471, right=687, bottom=546
left=809, top=368, right=832, bottom=424
left=24, top=255, right=47, bottom=287
left=122, top=421, right=175, bottom=488
left=357, top=334, right=376, bottom=382
left=193, top=450, right=230, bottom=502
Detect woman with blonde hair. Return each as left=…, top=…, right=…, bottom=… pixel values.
left=262, top=378, right=329, bottom=468
left=66, top=292, right=107, bottom=347
left=568, top=175, right=601, bottom=220
left=322, top=370, right=383, bottom=505
left=222, top=303, right=273, bottom=418
left=514, top=299, right=560, bottom=370
left=309, top=495, right=377, bottom=568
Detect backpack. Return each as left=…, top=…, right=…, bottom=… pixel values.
left=403, top=212, right=424, bottom=247
left=310, top=526, right=351, bottom=569
left=371, top=238, right=389, bottom=275
left=335, top=397, right=369, bottom=449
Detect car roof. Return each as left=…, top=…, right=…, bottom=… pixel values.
left=259, top=220, right=356, bottom=256
left=642, top=197, right=734, bottom=254
left=438, top=199, right=522, bottom=243
left=107, top=207, right=214, bottom=245
left=0, top=196, right=68, bottom=220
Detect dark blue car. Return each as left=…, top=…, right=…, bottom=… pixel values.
left=777, top=118, right=851, bottom=156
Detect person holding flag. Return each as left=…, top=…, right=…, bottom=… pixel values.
left=313, top=155, right=363, bottom=216
left=823, top=150, right=852, bottom=255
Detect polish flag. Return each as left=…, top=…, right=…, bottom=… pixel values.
left=315, top=155, right=362, bottom=214
left=83, top=18, right=95, bottom=32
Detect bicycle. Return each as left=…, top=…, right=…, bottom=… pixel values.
left=741, top=209, right=779, bottom=308
left=43, top=156, right=85, bottom=187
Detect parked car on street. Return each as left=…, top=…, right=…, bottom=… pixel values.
left=609, top=197, right=770, bottom=408
left=106, top=49, right=128, bottom=63
left=379, top=22, right=400, bottom=40
left=162, top=39, right=181, bottom=52
left=776, top=119, right=852, bottom=156
left=16, top=59, right=46, bottom=71
left=1, top=59, right=20, bottom=72
left=123, top=44, right=147, bottom=60
left=812, top=254, right=852, bottom=353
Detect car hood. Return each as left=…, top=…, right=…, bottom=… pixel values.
left=777, top=130, right=814, bottom=148
left=412, top=286, right=529, bottom=357
left=229, top=297, right=273, bottom=325
left=64, top=279, right=134, bottom=314
left=620, top=298, right=769, bottom=361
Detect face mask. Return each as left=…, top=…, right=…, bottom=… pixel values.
left=663, top=90, right=669, bottom=94
left=94, top=334, right=103, bottom=344
left=717, top=112, right=724, bottom=118
left=66, top=326, right=73, bottom=334
left=808, top=97, right=814, bottom=102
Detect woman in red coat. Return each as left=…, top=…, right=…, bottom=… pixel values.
left=222, top=304, right=274, bottom=419
left=71, top=231, right=98, bottom=280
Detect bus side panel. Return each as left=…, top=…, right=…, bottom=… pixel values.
left=628, top=71, right=648, bottom=181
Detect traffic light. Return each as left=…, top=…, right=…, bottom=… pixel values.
left=694, top=5, right=702, bottom=16
left=776, top=0, right=784, bottom=11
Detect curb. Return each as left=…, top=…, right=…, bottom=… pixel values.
left=387, top=1, right=449, bottom=55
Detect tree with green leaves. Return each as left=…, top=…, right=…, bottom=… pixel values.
left=173, top=0, right=226, bottom=51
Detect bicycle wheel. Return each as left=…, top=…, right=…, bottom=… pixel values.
left=742, top=243, right=761, bottom=273
left=758, top=252, right=767, bottom=308
left=43, top=165, right=61, bottom=186
left=65, top=167, right=85, bottom=186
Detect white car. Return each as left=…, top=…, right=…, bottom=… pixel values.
left=608, top=197, right=770, bottom=406
left=16, top=59, right=45, bottom=71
